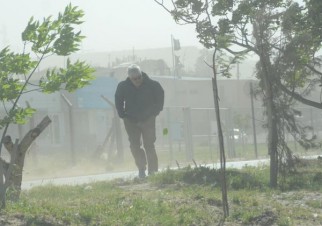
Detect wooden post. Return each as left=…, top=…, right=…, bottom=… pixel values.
left=61, top=93, right=75, bottom=164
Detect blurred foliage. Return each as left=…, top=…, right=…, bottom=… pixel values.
left=0, top=4, right=95, bottom=129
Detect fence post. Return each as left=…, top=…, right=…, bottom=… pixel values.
left=166, top=108, right=174, bottom=165
left=225, top=108, right=235, bottom=158
left=183, top=107, right=193, bottom=161
left=61, top=93, right=75, bottom=165
left=207, top=109, right=213, bottom=161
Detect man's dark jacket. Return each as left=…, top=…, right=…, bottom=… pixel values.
left=115, top=72, right=164, bottom=122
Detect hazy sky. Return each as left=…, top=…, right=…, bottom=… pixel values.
left=0, top=0, right=202, bottom=53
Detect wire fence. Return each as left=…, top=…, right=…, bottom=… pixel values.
left=1, top=105, right=321, bottom=172
left=152, top=106, right=321, bottom=168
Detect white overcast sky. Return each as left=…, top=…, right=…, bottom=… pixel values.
left=0, top=0, right=202, bottom=53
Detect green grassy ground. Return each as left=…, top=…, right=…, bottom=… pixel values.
left=3, top=158, right=322, bottom=225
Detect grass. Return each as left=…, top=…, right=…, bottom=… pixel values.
left=6, top=182, right=221, bottom=225
left=2, top=157, right=322, bottom=225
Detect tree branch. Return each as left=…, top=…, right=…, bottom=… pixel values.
left=277, top=81, right=322, bottom=109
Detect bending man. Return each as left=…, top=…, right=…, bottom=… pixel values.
left=115, top=64, right=164, bottom=178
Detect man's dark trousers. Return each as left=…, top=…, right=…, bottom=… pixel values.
left=123, top=116, right=158, bottom=174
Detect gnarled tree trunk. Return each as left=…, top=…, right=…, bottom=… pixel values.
left=0, top=115, right=51, bottom=207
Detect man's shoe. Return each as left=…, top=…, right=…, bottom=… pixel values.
left=138, top=169, right=146, bottom=179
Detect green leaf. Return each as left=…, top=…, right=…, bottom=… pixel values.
left=0, top=4, right=94, bottom=133
left=39, top=59, right=95, bottom=93
left=163, top=128, right=169, bottom=136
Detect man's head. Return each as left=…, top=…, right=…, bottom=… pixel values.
left=128, top=64, right=143, bottom=87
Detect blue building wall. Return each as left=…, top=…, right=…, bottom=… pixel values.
left=76, top=76, right=118, bottom=109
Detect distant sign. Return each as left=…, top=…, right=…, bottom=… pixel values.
left=76, top=77, right=118, bottom=109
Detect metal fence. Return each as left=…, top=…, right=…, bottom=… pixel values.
left=1, top=105, right=321, bottom=171
left=150, top=106, right=321, bottom=168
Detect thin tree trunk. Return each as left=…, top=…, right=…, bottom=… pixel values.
left=2, top=116, right=51, bottom=202
left=212, top=53, right=229, bottom=217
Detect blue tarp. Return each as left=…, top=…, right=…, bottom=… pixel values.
left=76, top=76, right=118, bottom=109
